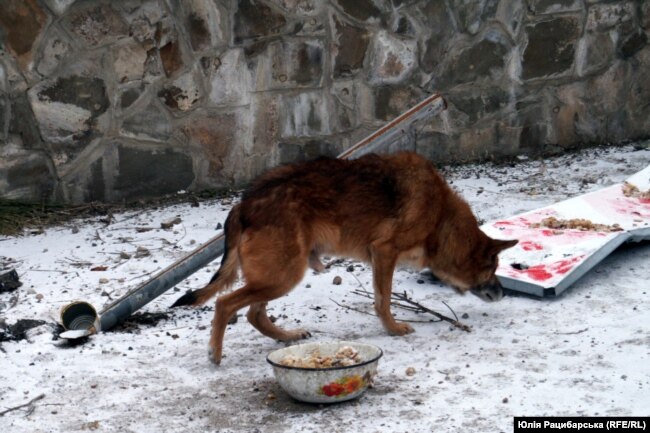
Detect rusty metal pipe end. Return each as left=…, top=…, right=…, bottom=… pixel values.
left=60, top=301, right=100, bottom=339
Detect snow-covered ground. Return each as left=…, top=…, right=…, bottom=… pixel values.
left=1, top=144, right=649, bottom=433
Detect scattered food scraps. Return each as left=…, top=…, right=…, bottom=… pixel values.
left=622, top=182, right=650, bottom=199
left=530, top=216, right=623, bottom=232
left=280, top=345, right=362, bottom=368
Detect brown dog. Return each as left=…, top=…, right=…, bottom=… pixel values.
left=173, top=152, right=517, bottom=364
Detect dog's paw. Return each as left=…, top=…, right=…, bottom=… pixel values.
left=282, top=328, right=312, bottom=341
left=208, top=347, right=222, bottom=366
left=389, top=322, right=415, bottom=336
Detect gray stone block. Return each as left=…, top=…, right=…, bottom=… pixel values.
left=42, top=0, right=76, bottom=16
left=121, top=100, right=171, bottom=142
left=113, top=143, right=194, bottom=201
left=280, top=91, right=332, bottom=138
left=35, top=27, right=71, bottom=77
left=577, top=32, right=615, bottom=77
left=586, top=2, right=635, bottom=31
left=0, top=144, right=56, bottom=201
left=448, top=87, right=511, bottom=123
left=182, top=0, right=225, bottom=52
left=618, top=32, right=648, bottom=59
left=450, top=0, right=499, bottom=35
left=522, top=17, right=581, bottom=80
left=0, top=0, right=50, bottom=71
left=527, top=0, right=582, bottom=15
left=278, top=140, right=338, bottom=164
left=419, top=0, right=456, bottom=73
left=28, top=75, right=109, bottom=145
left=112, top=42, right=148, bottom=83
left=256, top=40, right=324, bottom=89
left=332, top=0, right=382, bottom=23
left=62, top=3, right=129, bottom=47
left=234, top=0, right=287, bottom=43
left=332, top=15, right=370, bottom=78
left=158, top=70, right=202, bottom=113
left=208, top=49, right=252, bottom=107
left=367, top=30, right=417, bottom=85
left=8, top=94, right=44, bottom=150
left=180, top=111, right=238, bottom=176
left=439, top=32, right=510, bottom=86
left=0, top=97, right=7, bottom=143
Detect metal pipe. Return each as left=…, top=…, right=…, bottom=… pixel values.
left=59, top=94, right=447, bottom=339
left=338, top=93, right=447, bottom=160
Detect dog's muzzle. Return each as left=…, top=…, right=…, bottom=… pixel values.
left=470, top=280, right=504, bottom=302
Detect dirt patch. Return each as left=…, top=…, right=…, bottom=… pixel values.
left=108, top=311, right=172, bottom=333
left=0, top=319, right=47, bottom=344
left=0, top=189, right=238, bottom=236
left=0, top=269, right=22, bottom=293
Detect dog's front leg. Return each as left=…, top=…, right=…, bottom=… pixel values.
left=371, top=244, right=415, bottom=336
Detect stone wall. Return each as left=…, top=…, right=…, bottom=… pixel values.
left=1, top=0, right=649, bottom=204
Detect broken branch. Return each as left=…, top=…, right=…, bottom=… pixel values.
left=330, top=298, right=438, bottom=324
left=348, top=288, right=471, bottom=332
left=0, top=394, right=45, bottom=417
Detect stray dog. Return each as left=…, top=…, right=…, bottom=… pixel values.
left=173, top=152, right=517, bottom=364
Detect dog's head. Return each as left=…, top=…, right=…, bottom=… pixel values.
left=427, top=225, right=517, bottom=302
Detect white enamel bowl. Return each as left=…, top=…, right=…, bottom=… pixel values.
left=267, top=340, right=383, bottom=404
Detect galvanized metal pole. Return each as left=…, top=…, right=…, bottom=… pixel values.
left=98, top=234, right=225, bottom=331
left=338, top=93, right=446, bottom=160
left=59, top=93, right=447, bottom=338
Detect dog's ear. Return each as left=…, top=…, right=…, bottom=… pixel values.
left=490, top=238, right=518, bottom=254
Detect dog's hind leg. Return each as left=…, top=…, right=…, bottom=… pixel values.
left=308, top=249, right=325, bottom=272
left=371, top=244, right=415, bottom=336
left=209, top=226, right=310, bottom=364
left=209, top=285, right=262, bottom=365
left=247, top=301, right=311, bottom=341
left=210, top=278, right=308, bottom=365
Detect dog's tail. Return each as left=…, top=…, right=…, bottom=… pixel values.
left=171, top=205, right=242, bottom=307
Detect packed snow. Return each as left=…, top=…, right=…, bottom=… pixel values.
left=1, top=144, right=649, bottom=432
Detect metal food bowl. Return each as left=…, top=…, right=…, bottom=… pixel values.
left=267, top=341, right=383, bottom=404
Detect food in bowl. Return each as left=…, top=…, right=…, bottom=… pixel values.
left=279, top=345, right=362, bottom=368
left=267, top=341, right=382, bottom=403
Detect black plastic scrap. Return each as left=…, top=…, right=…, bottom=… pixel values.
left=0, top=269, right=22, bottom=294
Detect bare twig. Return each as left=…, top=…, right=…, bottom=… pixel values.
left=128, top=267, right=162, bottom=282
left=392, top=291, right=471, bottom=332
left=324, top=258, right=345, bottom=269
left=330, top=299, right=437, bottom=324
left=440, top=300, right=459, bottom=322
left=554, top=328, right=589, bottom=335
left=0, top=394, right=45, bottom=417
left=330, top=298, right=375, bottom=317
left=25, top=268, right=69, bottom=274
left=349, top=289, right=471, bottom=333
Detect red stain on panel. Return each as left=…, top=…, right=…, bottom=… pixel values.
left=554, top=256, right=583, bottom=274
left=520, top=241, right=543, bottom=251
left=510, top=255, right=586, bottom=282
left=524, top=265, right=553, bottom=281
